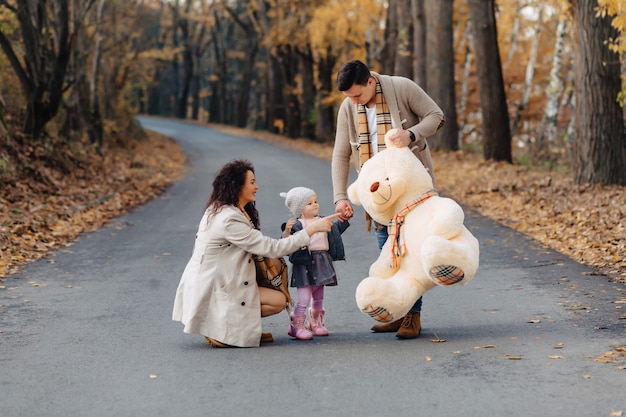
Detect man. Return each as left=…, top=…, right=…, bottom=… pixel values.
left=331, top=60, right=445, bottom=339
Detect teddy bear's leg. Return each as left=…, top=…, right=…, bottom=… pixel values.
left=369, top=257, right=399, bottom=279
left=355, top=275, right=426, bottom=323
left=369, top=239, right=400, bottom=278
left=421, top=233, right=480, bottom=287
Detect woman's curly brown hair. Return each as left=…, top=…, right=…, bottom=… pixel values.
left=205, top=159, right=260, bottom=228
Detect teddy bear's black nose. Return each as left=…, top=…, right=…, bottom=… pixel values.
left=370, top=182, right=380, bottom=192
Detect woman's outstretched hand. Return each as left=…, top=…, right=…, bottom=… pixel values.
left=304, top=213, right=340, bottom=236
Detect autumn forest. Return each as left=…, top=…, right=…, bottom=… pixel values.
left=1, top=0, right=625, bottom=178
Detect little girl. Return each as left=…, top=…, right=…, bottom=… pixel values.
left=280, top=187, right=349, bottom=340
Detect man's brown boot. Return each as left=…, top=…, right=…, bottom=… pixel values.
left=396, top=311, right=421, bottom=339
left=371, top=316, right=404, bottom=333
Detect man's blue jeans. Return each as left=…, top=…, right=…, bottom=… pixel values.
left=374, top=224, right=423, bottom=313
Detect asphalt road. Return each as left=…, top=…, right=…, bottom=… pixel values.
left=1, top=117, right=625, bottom=417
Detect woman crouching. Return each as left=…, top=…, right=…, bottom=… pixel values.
left=172, top=159, right=337, bottom=347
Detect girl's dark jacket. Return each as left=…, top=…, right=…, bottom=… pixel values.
left=281, top=217, right=350, bottom=265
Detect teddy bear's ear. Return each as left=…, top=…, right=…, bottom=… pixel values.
left=348, top=182, right=360, bottom=205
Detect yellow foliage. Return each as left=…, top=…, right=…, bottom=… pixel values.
left=308, top=0, right=383, bottom=61
left=597, top=0, right=626, bottom=53
left=0, top=7, right=17, bottom=35
left=138, top=47, right=183, bottom=62
left=597, top=0, right=626, bottom=105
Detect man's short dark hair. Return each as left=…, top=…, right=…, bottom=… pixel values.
left=337, top=60, right=371, bottom=91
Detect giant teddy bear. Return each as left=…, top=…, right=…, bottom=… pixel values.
left=348, top=129, right=480, bottom=323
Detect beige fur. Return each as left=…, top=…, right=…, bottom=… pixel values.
left=348, top=129, right=480, bottom=322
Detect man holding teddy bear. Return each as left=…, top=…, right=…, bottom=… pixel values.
left=331, top=59, right=445, bottom=339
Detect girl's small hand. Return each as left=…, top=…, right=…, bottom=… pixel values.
left=335, top=199, right=354, bottom=221
left=283, top=218, right=296, bottom=238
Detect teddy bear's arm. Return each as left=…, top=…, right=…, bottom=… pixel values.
left=426, top=198, right=466, bottom=239
left=369, top=239, right=400, bottom=278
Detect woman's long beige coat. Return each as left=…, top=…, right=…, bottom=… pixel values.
left=172, top=206, right=310, bottom=347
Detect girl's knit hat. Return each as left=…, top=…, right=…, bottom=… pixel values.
left=280, top=187, right=316, bottom=218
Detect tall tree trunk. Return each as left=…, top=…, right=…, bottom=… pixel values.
left=63, top=0, right=89, bottom=144
left=0, top=0, right=73, bottom=139
left=144, top=1, right=166, bottom=116
left=258, top=1, right=284, bottom=134
left=411, top=0, right=426, bottom=86
left=511, top=4, right=544, bottom=137
left=191, top=54, right=201, bottom=121
left=424, top=0, right=458, bottom=151
left=266, top=55, right=286, bottom=134
left=189, top=19, right=208, bottom=122
left=234, top=38, right=259, bottom=128
left=299, top=48, right=316, bottom=140
left=208, top=76, right=223, bottom=124
left=559, top=58, right=576, bottom=162
left=570, top=0, right=626, bottom=185
left=209, top=14, right=227, bottom=124
left=147, top=68, right=162, bottom=115
left=0, top=94, right=7, bottom=138
left=380, top=0, right=398, bottom=74
left=223, top=3, right=260, bottom=128
left=457, top=20, right=473, bottom=142
left=468, top=0, right=512, bottom=162
left=315, top=52, right=336, bottom=142
left=89, top=0, right=106, bottom=154
left=394, top=0, right=413, bottom=78
left=176, top=6, right=193, bottom=120
left=170, top=0, right=181, bottom=118
left=537, top=15, right=568, bottom=157
left=277, top=46, right=301, bottom=138
left=504, top=0, right=521, bottom=67
left=177, top=48, right=192, bottom=119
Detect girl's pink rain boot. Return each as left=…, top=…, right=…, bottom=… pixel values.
left=288, top=314, right=313, bottom=340
left=307, top=308, right=329, bottom=336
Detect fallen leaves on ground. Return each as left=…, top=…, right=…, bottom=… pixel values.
left=430, top=332, right=447, bottom=343
left=432, top=151, right=626, bottom=284
left=0, top=131, right=185, bottom=278
left=505, top=355, right=523, bottom=360
left=594, top=345, right=626, bottom=366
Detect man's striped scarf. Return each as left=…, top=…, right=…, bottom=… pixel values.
left=388, top=189, right=439, bottom=268
left=357, top=75, right=393, bottom=168
left=357, top=75, right=393, bottom=232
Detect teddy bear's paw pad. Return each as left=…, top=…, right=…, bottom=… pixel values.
left=362, top=306, right=394, bottom=322
left=429, top=265, right=465, bottom=286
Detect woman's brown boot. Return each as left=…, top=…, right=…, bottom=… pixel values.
left=205, top=337, right=234, bottom=348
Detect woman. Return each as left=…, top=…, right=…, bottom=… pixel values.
left=172, top=159, right=337, bottom=348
